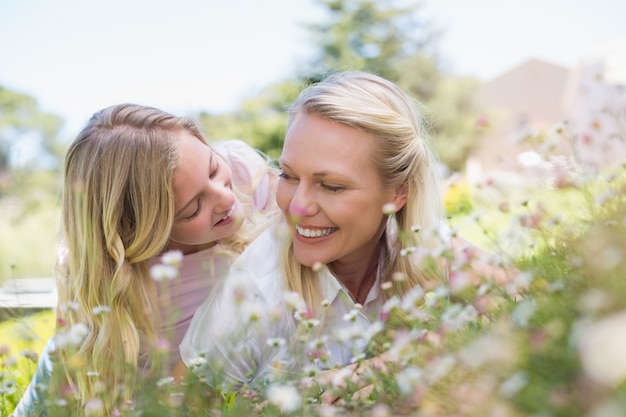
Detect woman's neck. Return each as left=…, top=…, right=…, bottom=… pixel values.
left=329, top=241, right=383, bottom=305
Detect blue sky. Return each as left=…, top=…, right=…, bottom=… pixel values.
left=1, top=0, right=625, bottom=138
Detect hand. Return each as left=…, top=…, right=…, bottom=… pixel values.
left=171, top=359, right=190, bottom=383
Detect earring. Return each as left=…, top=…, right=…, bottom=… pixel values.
left=385, top=213, right=399, bottom=250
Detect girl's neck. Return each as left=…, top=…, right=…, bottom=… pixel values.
left=164, top=240, right=218, bottom=255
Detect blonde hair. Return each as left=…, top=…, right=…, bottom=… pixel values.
left=56, top=104, right=260, bottom=410
left=280, top=71, right=445, bottom=311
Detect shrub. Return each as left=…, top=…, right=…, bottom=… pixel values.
left=443, top=175, right=474, bottom=217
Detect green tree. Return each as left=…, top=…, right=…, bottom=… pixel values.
left=305, top=0, right=435, bottom=80
left=0, top=86, right=65, bottom=173
left=199, top=0, right=484, bottom=171
left=198, top=79, right=304, bottom=159
left=0, top=86, right=66, bottom=206
left=302, top=0, right=483, bottom=172
left=0, top=87, right=65, bottom=280
left=392, top=53, right=482, bottom=171
left=0, top=85, right=64, bottom=229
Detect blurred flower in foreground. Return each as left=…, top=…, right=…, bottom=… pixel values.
left=55, top=322, right=89, bottom=348
left=150, top=264, right=178, bottom=282
left=283, top=291, right=307, bottom=312
left=267, top=383, right=301, bottom=413
left=580, top=311, right=626, bottom=387
left=84, top=397, right=104, bottom=416
left=161, top=250, right=183, bottom=267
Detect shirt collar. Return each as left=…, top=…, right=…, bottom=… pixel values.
left=318, top=264, right=382, bottom=307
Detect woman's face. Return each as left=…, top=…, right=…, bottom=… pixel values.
left=276, top=113, right=406, bottom=269
left=168, top=132, right=245, bottom=249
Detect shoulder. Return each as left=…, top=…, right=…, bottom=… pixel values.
left=187, top=224, right=286, bottom=330
left=232, top=225, right=286, bottom=302
left=180, top=225, right=290, bottom=367
left=212, top=140, right=277, bottom=211
left=212, top=139, right=269, bottom=174
left=11, top=338, right=56, bottom=416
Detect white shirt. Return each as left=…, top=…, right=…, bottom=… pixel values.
left=152, top=139, right=275, bottom=371
left=180, top=224, right=386, bottom=390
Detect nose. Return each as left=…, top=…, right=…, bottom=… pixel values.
left=288, top=183, right=318, bottom=218
left=209, top=181, right=235, bottom=214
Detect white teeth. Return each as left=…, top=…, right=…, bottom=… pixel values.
left=296, top=225, right=336, bottom=238
left=222, top=206, right=233, bottom=220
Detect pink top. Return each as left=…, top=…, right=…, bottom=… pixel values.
left=152, top=139, right=276, bottom=370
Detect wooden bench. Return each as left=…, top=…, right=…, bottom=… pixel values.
left=0, top=278, right=56, bottom=320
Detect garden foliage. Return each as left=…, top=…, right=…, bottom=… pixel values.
left=2, top=158, right=626, bottom=417
left=3, top=73, right=626, bottom=417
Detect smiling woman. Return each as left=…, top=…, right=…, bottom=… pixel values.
left=276, top=113, right=407, bottom=295
left=12, top=103, right=281, bottom=416
left=176, top=71, right=513, bottom=393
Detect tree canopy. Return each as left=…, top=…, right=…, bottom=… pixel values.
left=0, top=86, right=65, bottom=197
left=199, top=0, right=484, bottom=172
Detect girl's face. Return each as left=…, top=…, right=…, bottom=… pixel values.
left=168, top=132, right=244, bottom=251
left=276, top=113, right=406, bottom=269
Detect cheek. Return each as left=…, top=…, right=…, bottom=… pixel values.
left=169, top=223, right=192, bottom=242
left=171, top=217, right=212, bottom=243
left=196, top=212, right=215, bottom=234
left=340, top=199, right=382, bottom=228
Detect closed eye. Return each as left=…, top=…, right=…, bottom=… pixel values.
left=322, top=183, right=345, bottom=193
left=209, top=162, right=220, bottom=179
left=183, top=199, right=202, bottom=221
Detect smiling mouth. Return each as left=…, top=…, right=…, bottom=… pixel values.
left=214, top=205, right=234, bottom=226
left=295, top=225, right=338, bottom=238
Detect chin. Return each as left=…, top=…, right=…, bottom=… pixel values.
left=293, top=249, right=328, bottom=269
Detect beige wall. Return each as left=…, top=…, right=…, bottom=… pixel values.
left=472, top=59, right=571, bottom=172
left=469, top=51, right=626, bottom=181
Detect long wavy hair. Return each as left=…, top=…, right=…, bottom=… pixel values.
left=280, top=71, right=446, bottom=312
left=55, top=103, right=262, bottom=410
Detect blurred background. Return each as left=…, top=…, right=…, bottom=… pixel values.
left=1, top=0, right=625, bottom=289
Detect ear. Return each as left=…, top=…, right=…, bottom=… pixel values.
left=391, top=183, right=408, bottom=212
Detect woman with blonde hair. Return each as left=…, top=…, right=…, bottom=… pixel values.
left=177, top=71, right=477, bottom=390
left=13, top=103, right=280, bottom=415
left=278, top=70, right=446, bottom=309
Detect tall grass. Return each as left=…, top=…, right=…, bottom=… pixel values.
left=3, top=166, right=624, bottom=416
left=2, top=118, right=625, bottom=415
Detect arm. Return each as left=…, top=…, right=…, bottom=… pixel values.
left=171, top=359, right=189, bottom=383
left=12, top=337, right=56, bottom=417
left=178, top=263, right=290, bottom=391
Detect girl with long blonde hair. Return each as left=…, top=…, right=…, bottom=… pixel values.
left=13, top=103, right=280, bottom=415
